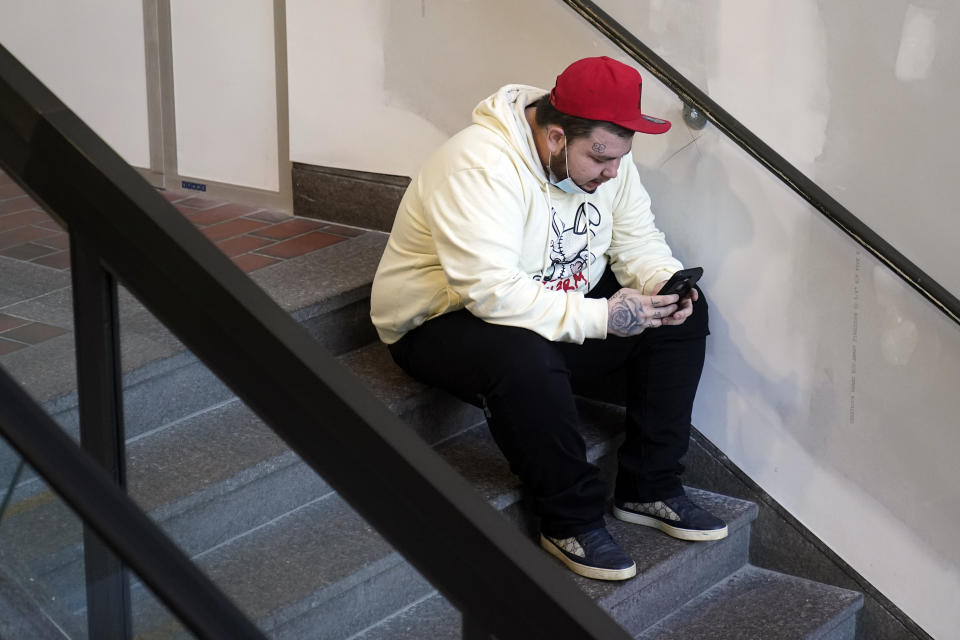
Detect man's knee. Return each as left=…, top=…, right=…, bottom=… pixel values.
left=390, top=311, right=570, bottom=402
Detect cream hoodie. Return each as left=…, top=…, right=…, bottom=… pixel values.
left=370, top=84, right=682, bottom=345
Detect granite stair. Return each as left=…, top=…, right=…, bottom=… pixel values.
left=0, top=214, right=863, bottom=638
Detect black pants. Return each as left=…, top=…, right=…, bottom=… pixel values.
left=388, top=269, right=709, bottom=538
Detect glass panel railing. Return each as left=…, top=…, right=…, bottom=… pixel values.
left=590, top=0, right=960, bottom=298
left=0, top=172, right=230, bottom=638
left=0, top=177, right=78, bottom=441
left=0, top=451, right=87, bottom=638
left=0, top=443, right=207, bottom=640
left=115, top=266, right=433, bottom=638
left=0, top=176, right=87, bottom=635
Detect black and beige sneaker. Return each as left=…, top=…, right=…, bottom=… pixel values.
left=613, top=495, right=728, bottom=541
left=539, top=527, right=637, bottom=581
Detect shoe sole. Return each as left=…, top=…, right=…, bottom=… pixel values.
left=539, top=534, right=636, bottom=581
left=612, top=506, right=729, bottom=541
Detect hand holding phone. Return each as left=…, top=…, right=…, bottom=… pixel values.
left=656, top=267, right=703, bottom=299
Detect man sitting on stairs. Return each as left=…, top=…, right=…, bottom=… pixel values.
left=370, top=56, right=726, bottom=582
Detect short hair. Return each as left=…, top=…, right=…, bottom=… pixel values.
left=532, top=95, right=634, bottom=142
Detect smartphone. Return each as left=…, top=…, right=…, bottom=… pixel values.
left=657, top=267, right=703, bottom=298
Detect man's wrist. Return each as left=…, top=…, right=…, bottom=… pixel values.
left=642, top=269, right=678, bottom=295
left=586, top=296, right=609, bottom=340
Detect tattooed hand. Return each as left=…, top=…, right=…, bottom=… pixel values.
left=651, top=278, right=699, bottom=325
left=606, top=288, right=680, bottom=337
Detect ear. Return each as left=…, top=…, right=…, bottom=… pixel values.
left=545, top=126, right=566, bottom=154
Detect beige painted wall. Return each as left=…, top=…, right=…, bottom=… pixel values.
left=1, top=1, right=283, bottom=194
left=603, top=2, right=960, bottom=636
left=9, top=0, right=950, bottom=633
left=287, top=0, right=702, bottom=175
left=288, top=1, right=960, bottom=636
left=0, top=0, right=151, bottom=169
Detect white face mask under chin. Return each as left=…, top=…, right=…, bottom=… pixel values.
left=548, top=139, right=589, bottom=195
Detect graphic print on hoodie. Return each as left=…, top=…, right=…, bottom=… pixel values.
left=539, top=203, right=602, bottom=292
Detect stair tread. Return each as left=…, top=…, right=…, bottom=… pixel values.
left=5, top=324, right=764, bottom=637
left=636, top=565, right=864, bottom=640
left=141, top=480, right=755, bottom=636
left=2, top=343, right=470, bottom=539
left=0, top=229, right=388, bottom=508
left=353, top=592, right=460, bottom=640
left=193, top=493, right=400, bottom=621
left=132, top=491, right=432, bottom=639
left=355, top=564, right=864, bottom=640
left=0, top=313, right=443, bottom=577
left=126, top=399, right=287, bottom=511
left=339, top=342, right=484, bottom=444
left=118, top=341, right=450, bottom=521
left=0, top=340, right=476, bottom=598
left=576, top=491, right=757, bottom=603
left=250, top=229, right=385, bottom=317
left=117, top=393, right=757, bottom=637
left=1, top=224, right=865, bottom=638
left=0, top=228, right=387, bottom=410
left=0, top=399, right=309, bottom=573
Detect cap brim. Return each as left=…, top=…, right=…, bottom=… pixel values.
left=615, top=114, right=672, bottom=135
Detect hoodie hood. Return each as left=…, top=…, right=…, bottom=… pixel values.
left=472, top=84, right=549, bottom=185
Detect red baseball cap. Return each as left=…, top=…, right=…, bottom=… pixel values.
left=549, top=56, right=671, bottom=135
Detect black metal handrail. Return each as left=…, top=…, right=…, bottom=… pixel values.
left=563, top=0, right=960, bottom=328
left=0, top=44, right=629, bottom=640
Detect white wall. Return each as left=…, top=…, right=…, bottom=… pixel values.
left=287, top=0, right=447, bottom=176
left=170, top=0, right=280, bottom=191
left=288, top=1, right=960, bottom=636
left=2, top=0, right=956, bottom=633
left=0, top=0, right=151, bottom=169
left=287, top=0, right=693, bottom=177
left=603, top=2, right=960, bottom=636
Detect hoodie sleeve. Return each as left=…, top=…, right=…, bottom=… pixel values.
left=422, top=166, right=608, bottom=343
left=606, top=158, right=683, bottom=294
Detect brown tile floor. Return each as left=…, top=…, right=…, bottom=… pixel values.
left=164, top=190, right=365, bottom=272
left=0, top=169, right=367, bottom=353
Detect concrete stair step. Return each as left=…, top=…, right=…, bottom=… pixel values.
left=353, top=563, right=863, bottom=640
left=0, top=231, right=393, bottom=612
left=0, top=344, right=466, bottom=614
left=1, top=218, right=864, bottom=638
left=337, top=480, right=757, bottom=640
left=116, top=382, right=756, bottom=639
left=434, top=401, right=761, bottom=617
left=352, top=592, right=460, bottom=640
left=250, top=229, right=386, bottom=356
left=1, top=321, right=763, bottom=639
left=118, top=404, right=623, bottom=637
left=338, top=342, right=484, bottom=446
left=636, top=565, right=863, bottom=640
left=0, top=230, right=388, bottom=487
left=0, top=337, right=601, bottom=576
left=577, top=494, right=755, bottom=635
left=0, top=542, right=87, bottom=640
left=0, top=407, right=331, bottom=615
left=131, top=492, right=433, bottom=640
